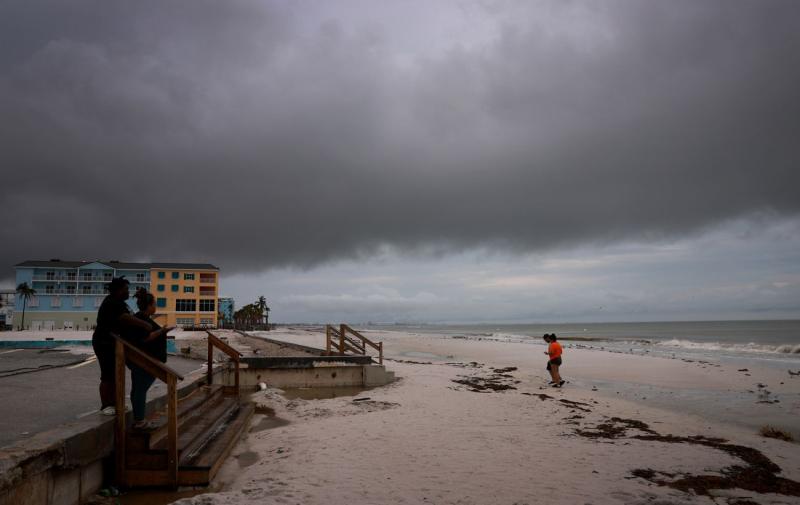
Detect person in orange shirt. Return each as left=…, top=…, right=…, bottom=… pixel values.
left=543, top=333, right=565, bottom=387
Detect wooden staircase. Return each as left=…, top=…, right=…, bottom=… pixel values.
left=112, top=332, right=253, bottom=488
left=325, top=324, right=383, bottom=364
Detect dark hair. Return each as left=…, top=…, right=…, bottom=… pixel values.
left=542, top=333, right=551, bottom=342
left=549, top=333, right=558, bottom=341
left=105, top=276, right=129, bottom=293
left=133, top=287, right=155, bottom=311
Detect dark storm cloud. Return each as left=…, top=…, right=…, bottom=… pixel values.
left=2, top=0, right=799, bottom=275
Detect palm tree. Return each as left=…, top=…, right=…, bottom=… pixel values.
left=255, top=296, right=270, bottom=326
left=16, top=282, right=36, bottom=331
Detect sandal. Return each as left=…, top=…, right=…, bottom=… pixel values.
left=132, top=420, right=157, bottom=431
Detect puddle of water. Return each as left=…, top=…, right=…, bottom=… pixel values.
left=236, top=450, right=261, bottom=468
left=117, top=485, right=219, bottom=505
left=279, top=385, right=372, bottom=400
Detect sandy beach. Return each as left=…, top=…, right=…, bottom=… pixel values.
left=164, top=327, right=800, bottom=505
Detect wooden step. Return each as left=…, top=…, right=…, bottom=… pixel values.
left=127, top=384, right=225, bottom=451
left=151, top=395, right=238, bottom=456
left=178, top=402, right=255, bottom=486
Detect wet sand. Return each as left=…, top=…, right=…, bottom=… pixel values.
left=168, top=327, right=800, bottom=505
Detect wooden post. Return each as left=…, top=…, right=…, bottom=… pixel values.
left=339, top=324, right=345, bottom=356
left=114, top=340, right=126, bottom=486
left=167, top=375, right=178, bottom=488
left=325, top=326, right=331, bottom=355
left=207, top=336, right=213, bottom=386
left=379, top=341, right=383, bottom=365
left=234, top=360, right=240, bottom=395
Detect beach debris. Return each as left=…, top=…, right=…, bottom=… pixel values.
left=521, top=392, right=554, bottom=400
left=446, top=361, right=484, bottom=368
left=558, top=399, right=592, bottom=412
left=574, top=417, right=800, bottom=499
left=738, top=368, right=749, bottom=372
left=759, top=425, right=794, bottom=442
left=352, top=397, right=371, bottom=402
left=387, top=358, right=433, bottom=364
left=576, top=417, right=657, bottom=439
left=788, top=370, right=800, bottom=376
left=451, top=366, right=518, bottom=392
left=258, top=382, right=267, bottom=391
left=630, top=434, right=800, bottom=498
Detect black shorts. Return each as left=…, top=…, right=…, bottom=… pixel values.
left=92, top=340, right=116, bottom=382
left=546, top=357, right=562, bottom=371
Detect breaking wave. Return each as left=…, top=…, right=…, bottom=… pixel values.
left=655, top=339, right=800, bottom=355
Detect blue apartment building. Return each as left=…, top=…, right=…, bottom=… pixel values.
left=218, top=297, right=235, bottom=326
left=14, top=259, right=221, bottom=330
left=14, top=260, right=152, bottom=330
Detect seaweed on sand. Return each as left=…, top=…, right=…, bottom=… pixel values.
left=576, top=417, right=800, bottom=498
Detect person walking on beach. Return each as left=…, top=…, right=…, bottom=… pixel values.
left=543, top=333, right=565, bottom=387
left=124, top=288, right=174, bottom=430
left=92, top=276, right=153, bottom=415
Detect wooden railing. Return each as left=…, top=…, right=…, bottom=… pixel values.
left=113, top=334, right=185, bottom=487
left=206, top=331, right=242, bottom=393
left=325, top=324, right=383, bottom=364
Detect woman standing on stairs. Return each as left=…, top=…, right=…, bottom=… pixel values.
left=125, top=288, right=174, bottom=430
left=93, top=276, right=153, bottom=415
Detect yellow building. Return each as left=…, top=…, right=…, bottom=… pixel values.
left=149, top=263, right=219, bottom=328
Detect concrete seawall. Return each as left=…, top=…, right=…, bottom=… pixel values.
left=0, top=366, right=220, bottom=505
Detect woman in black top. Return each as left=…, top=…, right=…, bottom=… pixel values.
left=92, top=276, right=153, bottom=415
left=125, top=288, right=174, bottom=429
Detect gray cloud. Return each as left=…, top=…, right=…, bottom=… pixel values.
left=2, top=0, right=799, bottom=276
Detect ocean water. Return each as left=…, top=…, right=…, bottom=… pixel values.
left=368, top=320, right=800, bottom=370
left=369, top=320, right=800, bottom=436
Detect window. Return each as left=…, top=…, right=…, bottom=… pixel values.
left=29, top=297, right=39, bottom=307
left=157, top=284, right=165, bottom=292
left=72, top=297, right=82, bottom=307
left=171, top=285, right=179, bottom=292
left=199, top=299, right=215, bottom=312
left=200, top=318, right=213, bottom=327
left=183, top=286, right=194, bottom=293
left=103, top=272, right=112, bottom=281
left=199, top=273, right=216, bottom=283
left=171, top=272, right=179, bottom=279
left=158, top=271, right=165, bottom=279
left=156, top=298, right=167, bottom=308
left=136, top=273, right=146, bottom=282
left=45, top=285, right=55, bottom=294
left=176, top=317, right=194, bottom=327
left=175, top=299, right=196, bottom=312
left=51, top=296, right=61, bottom=308
left=199, top=286, right=215, bottom=296
left=66, top=285, right=76, bottom=294
left=82, top=285, right=92, bottom=294
left=83, top=272, right=92, bottom=281
left=46, top=271, right=55, bottom=280
left=184, top=273, right=195, bottom=281
left=67, top=272, right=76, bottom=280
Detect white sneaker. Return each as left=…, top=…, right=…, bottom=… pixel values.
left=100, top=406, right=130, bottom=416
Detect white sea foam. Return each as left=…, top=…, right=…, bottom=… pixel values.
left=655, top=339, right=800, bottom=355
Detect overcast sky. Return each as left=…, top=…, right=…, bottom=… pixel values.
left=2, top=0, right=799, bottom=323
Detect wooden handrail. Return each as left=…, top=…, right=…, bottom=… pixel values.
left=205, top=331, right=242, bottom=392
left=326, top=324, right=383, bottom=364
left=112, top=333, right=183, bottom=488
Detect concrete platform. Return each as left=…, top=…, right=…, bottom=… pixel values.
left=0, top=348, right=204, bottom=449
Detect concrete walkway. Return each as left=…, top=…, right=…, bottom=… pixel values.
left=0, top=348, right=204, bottom=449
